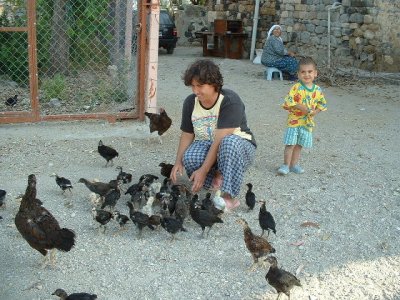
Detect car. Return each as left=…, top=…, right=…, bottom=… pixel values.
left=158, top=10, right=178, bottom=54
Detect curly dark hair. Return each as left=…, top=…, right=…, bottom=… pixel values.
left=182, top=59, right=224, bottom=92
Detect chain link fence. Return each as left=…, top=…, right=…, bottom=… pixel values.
left=0, top=0, right=139, bottom=117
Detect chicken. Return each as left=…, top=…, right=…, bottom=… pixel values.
left=98, top=140, right=119, bottom=167
left=160, top=216, right=187, bottom=241
left=78, top=178, right=118, bottom=200
left=5, top=95, right=18, bottom=107
left=144, top=107, right=172, bottom=144
left=265, top=256, right=301, bottom=300
left=100, top=187, right=121, bottom=211
left=126, top=201, right=155, bottom=237
left=116, top=166, right=132, bottom=184
left=15, top=174, right=76, bottom=267
left=139, top=173, right=159, bottom=186
left=259, top=200, right=276, bottom=237
left=52, top=288, right=97, bottom=300
left=212, top=190, right=226, bottom=211
left=245, top=183, right=256, bottom=211
left=190, top=194, right=223, bottom=238
left=201, top=192, right=224, bottom=217
left=0, top=189, right=6, bottom=208
left=236, top=218, right=276, bottom=271
left=91, top=207, right=113, bottom=233
left=51, top=173, right=73, bottom=194
left=159, top=162, right=174, bottom=178
left=112, top=211, right=130, bottom=232
left=174, top=194, right=189, bottom=222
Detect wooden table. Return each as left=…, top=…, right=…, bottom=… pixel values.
left=196, top=31, right=248, bottom=59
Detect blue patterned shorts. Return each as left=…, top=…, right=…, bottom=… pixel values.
left=283, top=127, right=313, bottom=148
left=182, top=135, right=256, bottom=197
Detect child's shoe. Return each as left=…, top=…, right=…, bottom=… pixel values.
left=290, top=165, right=304, bottom=174
left=277, top=164, right=289, bottom=175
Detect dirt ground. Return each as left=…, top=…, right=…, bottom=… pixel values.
left=0, top=46, right=399, bottom=300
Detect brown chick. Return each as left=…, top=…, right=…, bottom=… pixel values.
left=78, top=178, right=118, bottom=201
left=265, top=256, right=301, bottom=300
left=15, top=174, right=76, bottom=267
left=144, top=107, right=172, bottom=144
left=236, top=218, right=276, bottom=271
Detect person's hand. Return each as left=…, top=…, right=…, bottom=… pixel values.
left=170, top=162, right=184, bottom=184
left=189, top=167, right=207, bottom=193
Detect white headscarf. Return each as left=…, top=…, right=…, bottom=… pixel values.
left=267, top=25, right=282, bottom=42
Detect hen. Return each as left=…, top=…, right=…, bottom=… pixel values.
left=144, top=108, right=172, bottom=144
left=51, top=173, right=73, bottom=194
left=190, top=194, right=223, bottom=238
left=15, top=174, right=76, bottom=267
left=245, top=183, right=256, bottom=211
left=259, top=200, right=276, bottom=237
left=159, top=162, right=174, bottom=178
left=52, top=288, right=97, bottom=300
left=5, top=95, right=18, bottom=107
left=98, top=140, right=119, bottom=167
left=265, top=256, right=301, bottom=300
left=236, top=218, right=275, bottom=271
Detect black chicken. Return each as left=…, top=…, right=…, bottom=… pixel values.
left=139, top=173, right=159, bottom=186
left=201, top=192, right=224, bottom=217
left=159, top=162, right=174, bottom=178
left=265, top=256, right=301, bottom=300
left=144, top=108, right=172, bottom=144
left=15, top=174, right=76, bottom=267
left=116, top=166, right=132, bottom=184
left=52, top=173, right=73, bottom=194
left=189, top=194, right=223, bottom=238
left=259, top=200, right=276, bottom=237
left=98, top=140, right=119, bottom=167
left=126, top=201, right=155, bottom=237
left=245, top=183, right=256, bottom=211
left=52, top=288, right=97, bottom=300
left=100, top=187, right=121, bottom=211
left=160, top=216, right=187, bottom=241
left=5, top=95, right=18, bottom=107
left=174, top=194, right=189, bottom=222
left=91, top=208, right=113, bottom=233
left=78, top=178, right=118, bottom=200
left=0, top=189, right=6, bottom=208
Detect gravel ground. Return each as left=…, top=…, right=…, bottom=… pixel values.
left=0, top=47, right=399, bottom=300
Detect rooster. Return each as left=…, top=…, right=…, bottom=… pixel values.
left=15, top=174, right=76, bottom=267
left=236, top=218, right=275, bottom=271
left=98, top=140, right=119, bottom=167
left=144, top=107, right=172, bottom=144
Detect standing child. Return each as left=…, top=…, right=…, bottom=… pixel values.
left=277, top=57, right=327, bottom=175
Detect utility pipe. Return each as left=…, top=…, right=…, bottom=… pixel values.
left=327, top=2, right=342, bottom=68
left=249, top=0, right=260, bottom=62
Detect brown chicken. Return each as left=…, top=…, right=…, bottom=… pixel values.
left=15, top=174, right=76, bottom=267
left=144, top=108, right=172, bottom=144
left=236, top=218, right=276, bottom=271
left=265, top=256, right=301, bottom=300
left=78, top=178, right=119, bottom=201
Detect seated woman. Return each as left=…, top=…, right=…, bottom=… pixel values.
left=261, top=25, right=298, bottom=80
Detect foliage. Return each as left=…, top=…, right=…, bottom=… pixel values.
left=40, top=73, right=66, bottom=101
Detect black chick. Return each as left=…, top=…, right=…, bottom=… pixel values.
left=159, top=162, right=174, bottom=178
left=15, top=174, right=76, bottom=267
left=144, top=108, right=172, bottom=144
left=259, top=200, right=276, bottom=237
left=201, top=192, right=223, bottom=217
left=0, top=189, right=6, bottom=208
left=52, top=174, right=73, bottom=194
left=160, top=216, right=187, bottom=241
left=5, top=95, right=18, bottom=107
left=116, top=166, right=132, bottom=184
left=91, top=207, right=113, bottom=233
left=98, top=140, right=119, bottom=167
left=112, top=211, right=130, bottom=231
left=245, top=183, right=256, bottom=211
left=265, top=256, right=301, bottom=300
left=139, top=174, right=159, bottom=186
left=189, top=194, right=223, bottom=238
left=126, top=201, right=155, bottom=236
left=174, top=194, right=189, bottom=222
left=100, top=187, right=121, bottom=211
left=52, top=288, right=97, bottom=300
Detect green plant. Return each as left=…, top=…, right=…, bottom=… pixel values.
left=40, top=74, right=66, bottom=100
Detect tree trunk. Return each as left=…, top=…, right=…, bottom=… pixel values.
left=50, top=0, right=69, bottom=75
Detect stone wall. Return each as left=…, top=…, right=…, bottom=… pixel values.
left=200, top=0, right=400, bottom=71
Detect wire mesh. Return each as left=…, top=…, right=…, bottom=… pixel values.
left=0, top=0, right=139, bottom=116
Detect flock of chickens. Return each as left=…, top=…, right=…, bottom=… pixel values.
left=1, top=110, right=301, bottom=299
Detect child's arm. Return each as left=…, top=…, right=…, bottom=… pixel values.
left=292, top=103, right=308, bottom=115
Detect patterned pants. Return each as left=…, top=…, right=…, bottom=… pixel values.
left=269, top=56, right=298, bottom=75
left=183, top=135, right=256, bottom=197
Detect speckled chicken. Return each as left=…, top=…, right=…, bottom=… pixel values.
left=91, top=207, right=113, bottom=233
left=112, top=211, right=130, bottom=232
left=159, top=162, right=174, bottom=178
left=265, top=256, right=301, bottom=300
left=236, top=218, right=276, bottom=271
left=15, top=174, right=76, bottom=267
left=52, top=288, right=97, bottom=300
left=259, top=200, right=276, bottom=237
left=190, top=194, right=223, bottom=238
left=98, top=140, right=119, bottom=167
left=245, top=183, right=256, bottom=211
left=51, top=173, right=73, bottom=194
left=116, top=166, right=132, bottom=184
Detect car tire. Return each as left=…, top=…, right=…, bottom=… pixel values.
left=166, top=46, right=174, bottom=54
